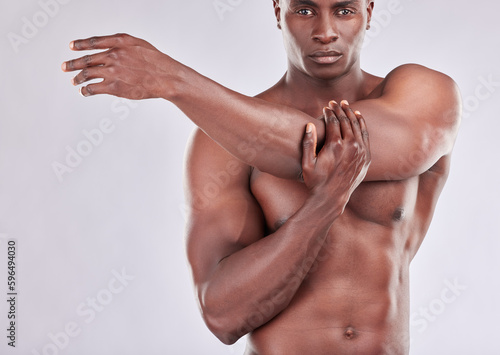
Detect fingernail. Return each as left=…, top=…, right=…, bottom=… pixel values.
left=341, top=100, right=349, bottom=106
left=69, top=41, right=75, bottom=49
left=61, top=62, right=67, bottom=71
left=354, top=110, right=361, bottom=115
left=329, top=100, right=337, bottom=106
left=306, top=123, right=313, bottom=133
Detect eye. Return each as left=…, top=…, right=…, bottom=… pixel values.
left=297, top=8, right=313, bottom=15
left=338, top=9, right=354, bottom=16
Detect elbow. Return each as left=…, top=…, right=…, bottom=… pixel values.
left=196, top=282, right=254, bottom=344
left=200, top=291, right=249, bottom=345
left=202, top=309, right=243, bottom=345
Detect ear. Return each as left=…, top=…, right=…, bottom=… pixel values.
left=366, top=1, right=374, bottom=30
left=273, top=0, right=282, bottom=30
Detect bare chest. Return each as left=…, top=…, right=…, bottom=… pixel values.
left=250, top=169, right=420, bottom=232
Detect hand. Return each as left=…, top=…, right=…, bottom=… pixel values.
left=61, top=33, right=179, bottom=100
left=301, top=100, right=371, bottom=207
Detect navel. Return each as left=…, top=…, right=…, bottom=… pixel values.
left=344, top=327, right=357, bottom=340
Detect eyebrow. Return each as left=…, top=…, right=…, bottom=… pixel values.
left=289, top=0, right=360, bottom=7
left=290, top=0, right=318, bottom=7
left=333, top=0, right=360, bottom=7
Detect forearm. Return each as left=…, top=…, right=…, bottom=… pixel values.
left=200, top=193, right=340, bottom=344
left=64, top=34, right=324, bottom=180
left=167, top=63, right=325, bottom=180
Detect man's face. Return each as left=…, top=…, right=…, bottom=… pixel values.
left=274, top=0, right=374, bottom=81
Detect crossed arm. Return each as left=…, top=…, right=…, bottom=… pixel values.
left=185, top=105, right=370, bottom=344
left=62, top=34, right=462, bottom=183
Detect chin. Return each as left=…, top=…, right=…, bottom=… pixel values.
left=301, top=56, right=353, bottom=81
left=305, top=66, right=348, bottom=82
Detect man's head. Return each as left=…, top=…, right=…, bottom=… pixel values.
left=273, top=0, right=374, bottom=81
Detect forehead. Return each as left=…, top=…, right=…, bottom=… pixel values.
left=282, top=0, right=367, bottom=6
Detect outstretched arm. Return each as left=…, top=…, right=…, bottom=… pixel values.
left=62, top=34, right=461, bottom=181
left=62, top=34, right=318, bottom=180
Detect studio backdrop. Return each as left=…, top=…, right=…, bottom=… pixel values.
left=1, top=0, right=499, bottom=354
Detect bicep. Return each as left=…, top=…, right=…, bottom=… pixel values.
left=184, top=129, right=266, bottom=286
left=354, top=99, right=441, bottom=181
left=352, top=65, right=461, bottom=181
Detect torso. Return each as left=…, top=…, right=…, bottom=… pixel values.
left=242, top=73, right=449, bottom=355
left=246, top=169, right=417, bottom=355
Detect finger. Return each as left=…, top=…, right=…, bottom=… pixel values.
left=70, top=34, right=122, bottom=51
left=330, top=100, right=352, bottom=140
left=62, top=51, right=110, bottom=72
left=69, top=33, right=156, bottom=52
left=69, top=33, right=133, bottom=51
left=71, top=66, right=107, bottom=86
left=79, top=81, right=111, bottom=97
left=302, top=123, right=317, bottom=172
left=356, top=111, right=370, bottom=148
left=323, top=106, right=341, bottom=145
left=343, top=104, right=363, bottom=143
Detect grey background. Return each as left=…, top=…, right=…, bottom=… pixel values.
left=1, top=0, right=499, bottom=354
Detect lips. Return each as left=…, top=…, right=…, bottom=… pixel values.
left=309, top=50, right=343, bottom=64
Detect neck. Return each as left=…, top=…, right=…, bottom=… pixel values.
left=278, top=62, right=367, bottom=117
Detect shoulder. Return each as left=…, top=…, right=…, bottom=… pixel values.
left=357, top=64, right=462, bottom=180
left=184, top=128, right=252, bottom=208
left=185, top=128, right=251, bottom=177
left=254, top=76, right=288, bottom=104
left=381, top=64, right=462, bottom=127
left=385, top=64, right=455, bottom=83
left=384, top=64, right=461, bottom=104
left=185, top=127, right=228, bottom=166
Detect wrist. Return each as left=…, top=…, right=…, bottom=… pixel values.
left=306, top=190, right=346, bottom=222
left=159, top=58, right=190, bottom=102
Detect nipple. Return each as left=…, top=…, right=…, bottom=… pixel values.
left=392, top=207, right=406, bottom=222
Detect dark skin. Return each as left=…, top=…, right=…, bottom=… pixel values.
left=62, top=0, right=461, bottom=353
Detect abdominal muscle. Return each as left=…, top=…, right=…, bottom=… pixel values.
left=244, top=211, right=412, bottom=355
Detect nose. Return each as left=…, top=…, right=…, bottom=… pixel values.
left=312, top=15, right=339, bottom=44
